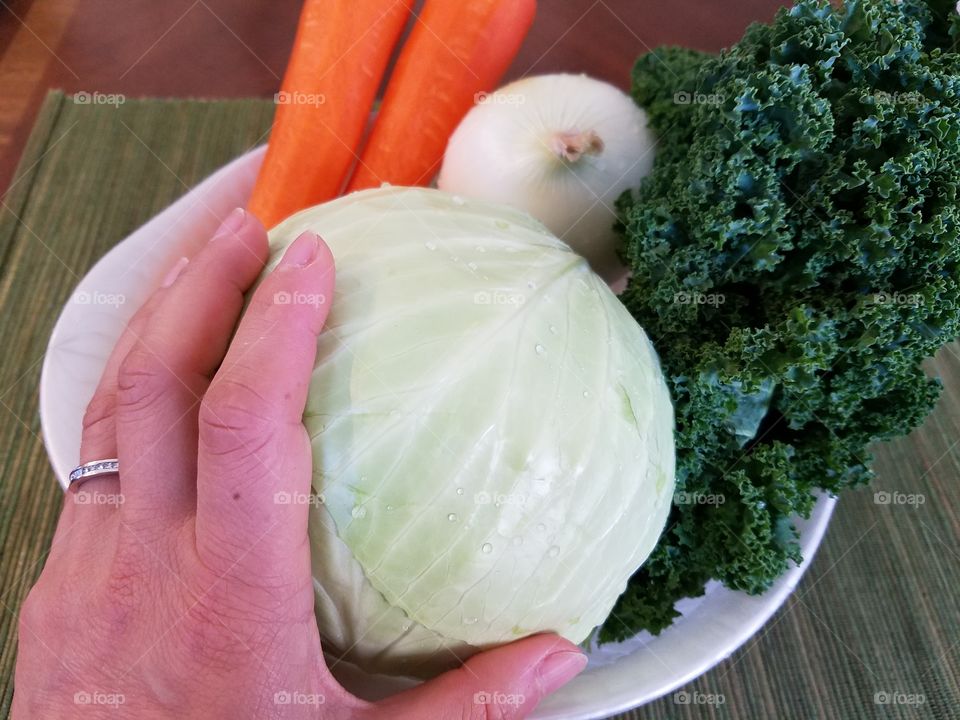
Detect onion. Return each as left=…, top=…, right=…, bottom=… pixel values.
left=438, top=73, right=656, bottom=283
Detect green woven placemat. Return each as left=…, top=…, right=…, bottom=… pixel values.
left=0, top=91, right=957, bottom=719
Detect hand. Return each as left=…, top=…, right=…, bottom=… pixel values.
left=14, top=209, right=587, bottom=719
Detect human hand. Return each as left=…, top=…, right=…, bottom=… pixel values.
left=14, top=209, right=587, bottom=719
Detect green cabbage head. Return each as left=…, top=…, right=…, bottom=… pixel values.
left=263, top=187, right=675, bottom=678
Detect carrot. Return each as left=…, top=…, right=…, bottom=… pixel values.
left=249, top=0, right=414, bottom=228
left=346, top=0, right=536, bottom=192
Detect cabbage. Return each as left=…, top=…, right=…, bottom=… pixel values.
left=263, top=187, right=675, bottom=678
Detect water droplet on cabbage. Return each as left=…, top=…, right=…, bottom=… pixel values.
left=272, top=186, right=676, bottom=679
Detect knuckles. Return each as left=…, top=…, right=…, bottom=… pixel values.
left=170, top=583, right=298, bottom=676
left=98, top=545, right=152, bottom=632
left=116, top=347, right=174, bottom=417
left=17, top=586, right=48, bottom=642
left=198, top=377, right=281, bottom=466
left=81, top=389, right=117, bottom=441
left=19, top=573, right=80, bottom=640
left=175, top=597, right=253, bottom=672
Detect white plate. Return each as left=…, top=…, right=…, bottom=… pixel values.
left=39, top=147, right=836, bottom=719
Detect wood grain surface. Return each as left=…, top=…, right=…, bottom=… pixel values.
left=0, top=0, right=785, bottom=195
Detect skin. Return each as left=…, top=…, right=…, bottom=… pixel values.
left=13, top=209, right=587, bottom=719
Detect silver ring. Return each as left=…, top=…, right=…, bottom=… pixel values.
left=68, top=459, right=119, bottom=489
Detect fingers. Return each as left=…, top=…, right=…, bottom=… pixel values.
left=375, top=634, right=588, bottom=720
left=195, top=231, right=334, bottom=575
left=68, top=258, right=188, bottom=530
left=79, top=260, right=187, bottom=466
left=113, top=208, right=269, bottom=530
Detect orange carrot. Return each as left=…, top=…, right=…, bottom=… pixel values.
left=249, top=0, right=414, bottom=228
left=346, top=0, right=536, bottom=192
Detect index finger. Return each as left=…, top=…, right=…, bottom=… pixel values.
left=194, top=231, right=335, bottom=572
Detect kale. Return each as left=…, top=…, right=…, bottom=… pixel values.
left=601, top=0, right=960, bottom=641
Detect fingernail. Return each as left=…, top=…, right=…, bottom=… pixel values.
left=280, top=231, right=320, bottom=268
left=160, top=256, right=189, bottom=288
left=537, top=651, right=588, bottom=695
left=212, top=207, right=247, bottom=240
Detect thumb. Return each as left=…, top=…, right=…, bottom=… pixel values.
left=375, top=634, right=587, bottom=720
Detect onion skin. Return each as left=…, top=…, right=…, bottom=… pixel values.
left=438, top=73, right=657, bottom=284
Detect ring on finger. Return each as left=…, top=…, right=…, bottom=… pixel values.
left=68, top=459, right=120, bottom=490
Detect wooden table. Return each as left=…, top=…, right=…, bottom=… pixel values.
left=1, top=2, right=958, bottom=719
left=0, top=0, right=784, bottom=195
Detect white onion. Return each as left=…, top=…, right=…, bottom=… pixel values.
left=438, top=73, right=656, bottom=283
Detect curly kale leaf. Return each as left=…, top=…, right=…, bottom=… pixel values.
left=601, top=0, right=960, bottom=642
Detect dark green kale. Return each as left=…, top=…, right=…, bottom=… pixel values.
left=602, top=0, right=960, bottom=640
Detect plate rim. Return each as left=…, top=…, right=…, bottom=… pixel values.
left=37, top=147, right=838, bottom=719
